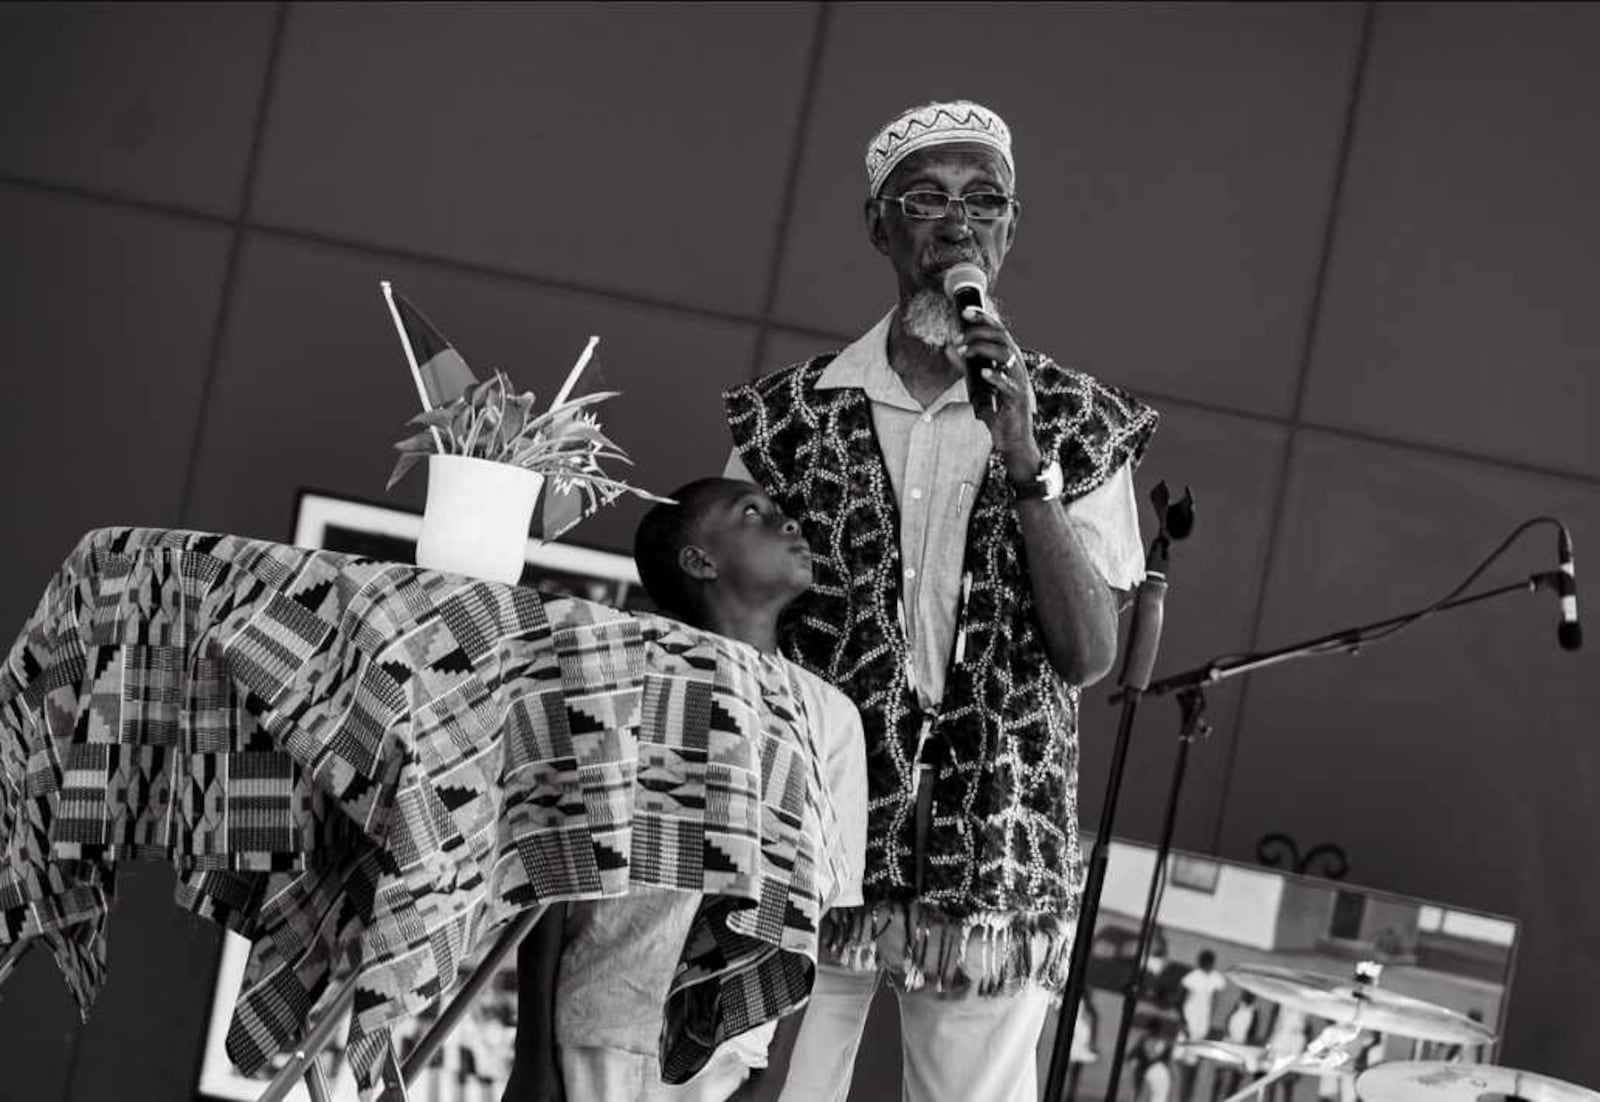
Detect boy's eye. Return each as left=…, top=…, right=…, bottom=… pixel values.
left=743, top=504, right=761, bottom=517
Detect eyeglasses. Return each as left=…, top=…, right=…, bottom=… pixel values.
left=877, top=190, right=1019, bottom=221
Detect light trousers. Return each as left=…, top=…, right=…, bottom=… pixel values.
left=559, top=1036, right=760, bottom=1102
left=777, top=961, right=1053, bottom=1102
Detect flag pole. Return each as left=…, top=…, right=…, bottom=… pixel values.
left=380, top=280, right=444, bottom=452
left=538, top=335, right=601, bottom=539
left=550, top=335, right=600, bottom=410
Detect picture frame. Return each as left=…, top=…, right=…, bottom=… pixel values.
left=289, top=488, right=653, bottom=612
left=1169, top=854, right=1222, bottom=894
left=196, top=486, right=650, bottom=1101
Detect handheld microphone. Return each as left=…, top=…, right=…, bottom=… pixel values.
left=942, top=263, right=1000, bottom=406
left=1557, top=527, right=1582, bottom=651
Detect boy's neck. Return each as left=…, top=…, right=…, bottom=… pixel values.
left=700, top=599, right=782, bottom=656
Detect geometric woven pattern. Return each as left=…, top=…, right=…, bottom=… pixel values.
left=0, top=527, right=833, bottom=1092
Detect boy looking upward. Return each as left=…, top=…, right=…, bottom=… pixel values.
left=508, top=478, right=866, bottom=1102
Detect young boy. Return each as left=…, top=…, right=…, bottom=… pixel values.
left=506, top=478, right=867, bottom=1102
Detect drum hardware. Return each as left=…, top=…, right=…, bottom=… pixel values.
left=1208, top=962, right=1499, bottom=1102
left=1356, top=1061, right=1600, bottom=1102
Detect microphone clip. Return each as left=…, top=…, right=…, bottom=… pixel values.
left=1147, top=482, right=1196, bottom=573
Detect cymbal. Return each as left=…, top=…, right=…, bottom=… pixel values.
left=1356, top=1062, right=1599, bottom=1102
left=1225, top=964, right=1495, bottom=1045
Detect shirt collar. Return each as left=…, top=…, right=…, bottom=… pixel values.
left=816, top=311, right=970, bottom=412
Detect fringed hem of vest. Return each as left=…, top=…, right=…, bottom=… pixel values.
left=821, top=903, right=1076, bottom=998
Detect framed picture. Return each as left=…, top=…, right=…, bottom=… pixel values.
left=290, top=487, right=654, bottom=612
left=197, top=933, right=356, bottom=1101
left=1169, top=854, right=1222, bottom=894
left=195, top=487, right=650, bottom=1101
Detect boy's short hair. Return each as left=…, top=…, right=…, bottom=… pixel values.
left=632, top=478, right=735, bottom=619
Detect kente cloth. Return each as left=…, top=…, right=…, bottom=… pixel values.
left=726, top=351, right=1156, bottom=987
left=0, top=527, right=835, bottom=1093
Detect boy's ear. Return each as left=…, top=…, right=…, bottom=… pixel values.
left=678, top=544, right=717, bottom=581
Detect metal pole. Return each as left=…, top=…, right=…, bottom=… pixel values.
left=1043, top=687, right=1145, bottom=1101
left=399, top=904, right=546, bottom=1085
left=1104, top=688, right=1210, bottom=1102
left=257, top=972, right=359, bottom=1102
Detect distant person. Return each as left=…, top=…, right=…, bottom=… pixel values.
left=1214, top=992, right=1261, bottom=1098
left=1262, top=1006, right=1310, bottom=1102
left=1177, top=951, right=1228, bottom=1101
left=504, top=479, right=867, bottom=1102
left=1225, top=992, right=1258, bottom=1044
left=1131, top=1028, right=1178, bottom=1102
left=1064, top=996, right=1101, bottom=1102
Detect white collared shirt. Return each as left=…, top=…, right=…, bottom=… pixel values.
left=727, top=312, right=1144, bottom=707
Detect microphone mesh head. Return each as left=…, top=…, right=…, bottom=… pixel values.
left=942, top=263, right=988, bottom=298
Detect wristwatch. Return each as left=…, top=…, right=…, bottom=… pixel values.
left=1010, top=458, right=1064, bottom=502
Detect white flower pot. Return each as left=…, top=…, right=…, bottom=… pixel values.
left=415, top=454, right=544, bottom=584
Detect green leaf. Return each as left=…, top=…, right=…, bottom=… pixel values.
left=386, top=450, right=425, bottom=490
left=409, top=408, right=457, bottom=429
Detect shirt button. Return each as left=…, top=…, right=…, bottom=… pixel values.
left=910, top=488, right=923, bottom=501
left=921, top=413, right=933, bottom=424
left=904, top=567, right=917, bottom=580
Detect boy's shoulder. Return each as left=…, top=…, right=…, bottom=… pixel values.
left=781, top=658, right=860, bottom=725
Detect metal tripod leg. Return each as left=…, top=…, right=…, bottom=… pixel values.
left=303, top=1058, right=333, bottom=1102
left=256, top=971, right=359, bottom=1102
left=257, top=905, right=545, bottom=1101
left=379, top=1037, right=412, bottom=1102
left=398, top=904, right=547, bottom=1086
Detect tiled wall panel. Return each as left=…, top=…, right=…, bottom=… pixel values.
left=0, top=185, right=231, bottom=632
left=0, top=2, right=277, bottom=215
left=250, top=2, right=818, bottom=317
left=1304, top=3, right=1600, bottom=477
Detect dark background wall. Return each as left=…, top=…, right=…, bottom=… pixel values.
left=1, top=2, right=1595, bottom=1097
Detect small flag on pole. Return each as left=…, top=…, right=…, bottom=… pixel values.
left=538, top=338, right=620, bottom=540
left=381, top=282, right=478, bottom=407
left=380, top=281, right=628, bottom=541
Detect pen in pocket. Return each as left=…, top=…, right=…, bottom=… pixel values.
left=954, top=571, right=973, bottom=666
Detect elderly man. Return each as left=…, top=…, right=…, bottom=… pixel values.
left=722, top=100, right=1159, bottom=1102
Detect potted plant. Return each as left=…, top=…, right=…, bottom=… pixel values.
left=385, top=306, right=668, bottom=584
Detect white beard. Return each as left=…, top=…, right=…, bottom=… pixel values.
left=901, top=288, right=964, bottom=348
left=900, top=286, right=1006, bottom=348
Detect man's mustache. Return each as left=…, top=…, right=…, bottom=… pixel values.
left=927, top=248, right=985, bottom=271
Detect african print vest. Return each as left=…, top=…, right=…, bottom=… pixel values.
left=725, top=350, right=1158, bottom=923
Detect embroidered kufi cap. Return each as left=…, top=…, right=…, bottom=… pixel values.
left=864, top=100, right=1014, bottom=197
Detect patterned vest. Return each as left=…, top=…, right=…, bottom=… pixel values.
left=725, top=351, right=1157, bottom=923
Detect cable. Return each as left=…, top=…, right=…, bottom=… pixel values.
left=1328, top=514, right=1564, bottom=648
left=1206, top=515, right=1566, bottom=668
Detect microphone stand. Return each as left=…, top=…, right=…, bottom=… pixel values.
left=1086, top=566, right=1566, bottom=1102
left=1044, top=483, right=1193, bottom=1102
